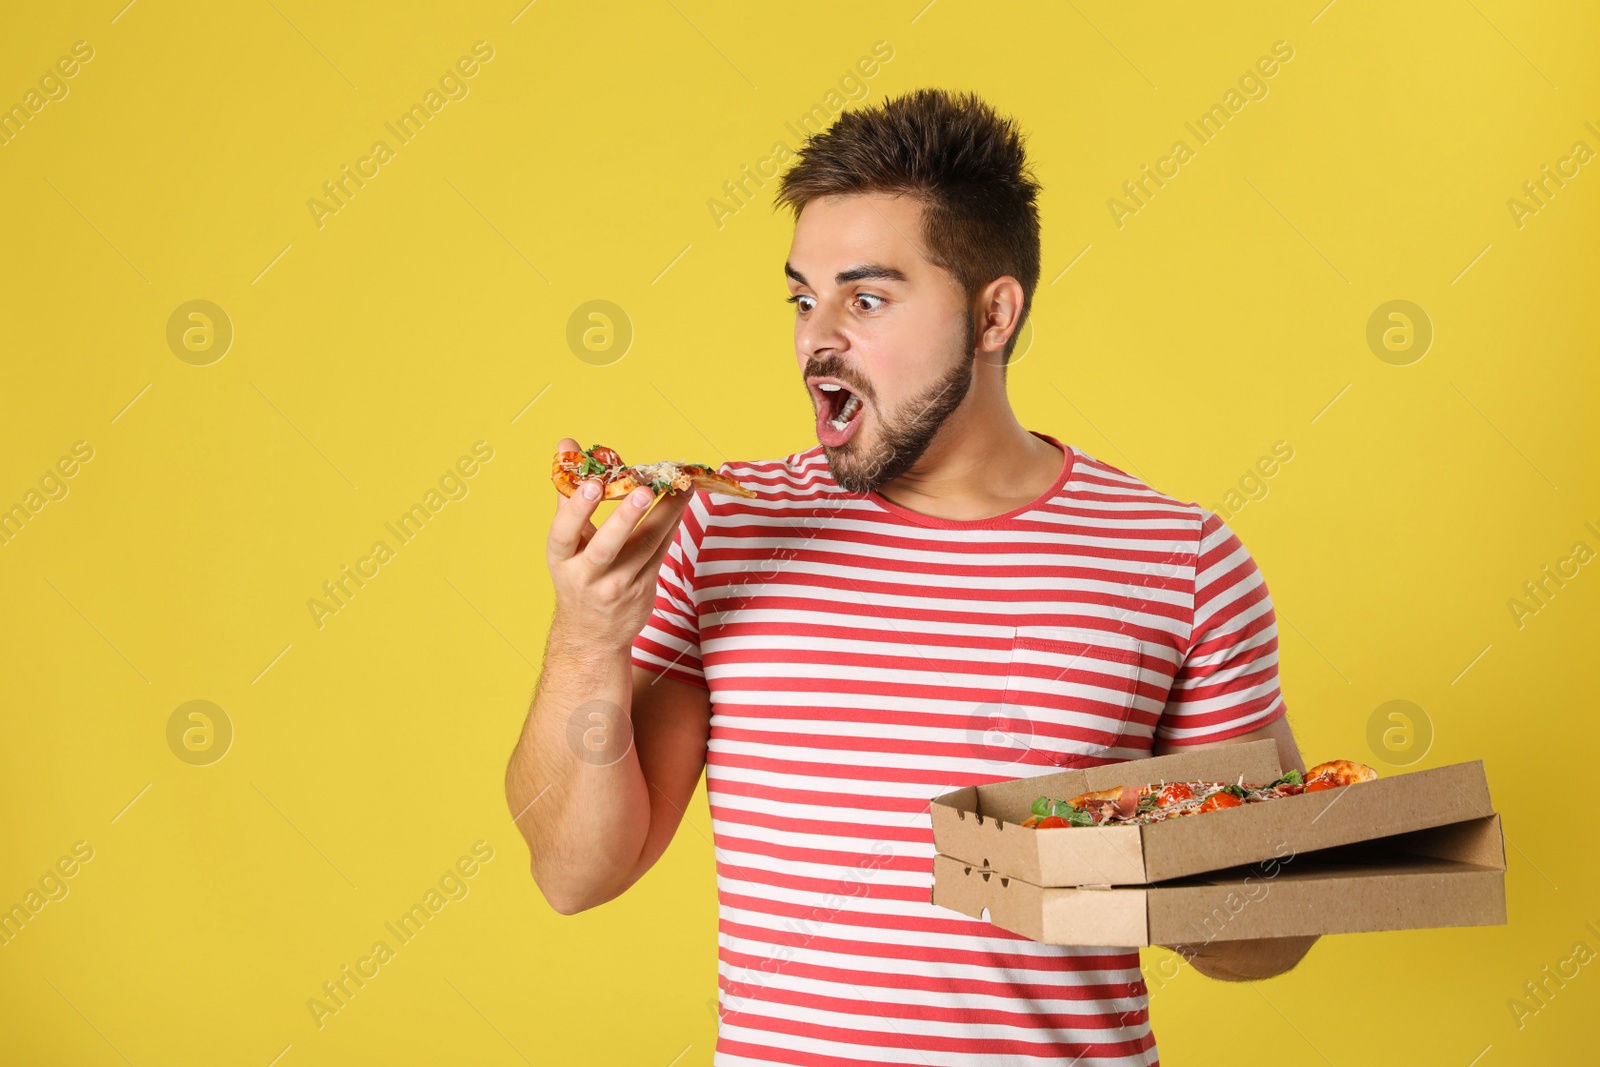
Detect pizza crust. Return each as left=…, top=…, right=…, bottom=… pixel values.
left=1305, top=759, right=1378, bottom=786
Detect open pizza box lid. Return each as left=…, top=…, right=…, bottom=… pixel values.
left=931, top=814, right=1507, bottom=945
left=928, top=740, right=1497, bottom=887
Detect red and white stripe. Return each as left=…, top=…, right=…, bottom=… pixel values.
left=632, top=434, right=1287, bottom=1066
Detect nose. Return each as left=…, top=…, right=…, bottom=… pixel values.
left=795, top=296, right=847, bottom=362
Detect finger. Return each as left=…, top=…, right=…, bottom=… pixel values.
left=548, top=476, right=604, bottom=560
left=630, top=492, right=692, bottom=584
left=574, top=512, right=597, bottom=550
left=583, top=484, right=660, bottom=568
left=620, top=487, right=690, bottom=573
left=548, top=437, right=599, bottom=558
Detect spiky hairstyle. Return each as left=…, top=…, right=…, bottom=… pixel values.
left=773, top=87, right=1043, bottom=363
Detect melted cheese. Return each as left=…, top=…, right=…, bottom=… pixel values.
left=628, top=461, right=688, bottom=484
left=564, top=457, right=687, bottom=486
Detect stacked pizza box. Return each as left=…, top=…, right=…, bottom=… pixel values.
left=928, top=740, right=1507, bottom=945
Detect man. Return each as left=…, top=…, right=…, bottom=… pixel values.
left=507, top=87, right=1316, bottom=1066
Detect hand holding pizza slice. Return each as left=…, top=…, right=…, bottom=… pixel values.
left=545, top=437, right=710, bottom=652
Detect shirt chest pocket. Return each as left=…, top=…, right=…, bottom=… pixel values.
left=1002, top=625, right=1146, bottom=767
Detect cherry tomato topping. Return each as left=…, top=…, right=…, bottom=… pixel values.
left=1304, top=779, right=1336, bottom=793
left=1035, top=815, right=1069, bottom=829
left=1198, top=792, right=1243, bottom=813
left=1158, top=783, right=1195, bottom=807
left=589, top=446, right=623, bottom=466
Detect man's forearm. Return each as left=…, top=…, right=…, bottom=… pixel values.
left=505, top=621, right=648, bottom=914
left=1161, top=934, right=1319, bottom=981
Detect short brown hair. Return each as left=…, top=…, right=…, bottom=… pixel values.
left=773, top=87, right=1042, bottom=364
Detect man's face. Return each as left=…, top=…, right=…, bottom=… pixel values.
left=785, top=192, right=978, bottom=494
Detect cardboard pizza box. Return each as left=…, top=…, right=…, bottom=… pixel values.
left=928, top=739, right=1496, bottom=886
left=930, top=814, right=1507, bottom=945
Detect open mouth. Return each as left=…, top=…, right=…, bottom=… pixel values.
left=810, top=378, right=866, bottom=446
left=820, top=383, right=863, bottom=429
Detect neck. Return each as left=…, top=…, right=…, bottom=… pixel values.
left=874, top=364, right=1063, bottom=521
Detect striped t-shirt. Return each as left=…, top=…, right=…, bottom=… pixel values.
left=630, top=432, right=1288, bottom=1067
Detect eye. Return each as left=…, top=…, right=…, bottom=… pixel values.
left=786, top=294, right=815, bottom=313
left=854, top=293, right=884, bottom=311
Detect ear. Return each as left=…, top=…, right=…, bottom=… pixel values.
left=974, top=276, right=1026, bottom=367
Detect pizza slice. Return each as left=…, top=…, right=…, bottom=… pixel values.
left=552, top=444, right=757, bottom=500
left=1303, top=759, right=1378, bottom=792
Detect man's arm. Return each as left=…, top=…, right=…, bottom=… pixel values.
left=506, top=660, right=710, bottom=914
left=1152, top=713, right=1319, bottom=981
left=504, top=437, right=710, bottom=915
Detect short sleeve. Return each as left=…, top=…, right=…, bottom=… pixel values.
left=630, top=493, right=710, bottom=689
left=1155, top=509, right=1288, bottom=745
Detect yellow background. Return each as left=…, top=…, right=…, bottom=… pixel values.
left=2, top=1, right=1596, bottom=1064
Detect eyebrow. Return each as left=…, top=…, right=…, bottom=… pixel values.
left=785, top=262, right=908, bottom=287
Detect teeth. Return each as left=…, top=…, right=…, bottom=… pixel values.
left=819, top=383, right=842, bottom=392
left=829, top=393, right=862, bottom=430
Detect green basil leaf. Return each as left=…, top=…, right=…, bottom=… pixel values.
left=1032, top=796, right=1053, bottom=817
left=1047, top=800, right=1093, bottom=825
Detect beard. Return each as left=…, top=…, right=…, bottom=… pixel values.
left=813, top=313, right=979, bottom=495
